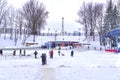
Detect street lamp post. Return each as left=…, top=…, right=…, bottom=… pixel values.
left=79, top=28, right=81, bottom=42
left=62, top=17, right=64, bottom=35
left=48, top=28, right=50, bottom=36
left=54, top=28, right=57, bottom=48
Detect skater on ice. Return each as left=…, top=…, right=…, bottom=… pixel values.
left=49, top=49, right=54, bottom=58
left=34, top=51, right=38, bottom=58
left=71, top=50, right=74, bottom=57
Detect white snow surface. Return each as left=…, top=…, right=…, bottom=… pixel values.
left=1, top=49, right=120, bottom=80
left=0, top=35, right=120, bottom=80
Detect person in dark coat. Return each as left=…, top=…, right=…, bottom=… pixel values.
left=13, top=50, right=16, bottom=56
left=23, top=50, right=26, bottom=56
left=0, top=49, right=3, bottom=55
left=71, top=50, right=74, bottom=57
left=34, top=51, right=38, bottom=58
left=41, top=53, right=47, bottom=65
left=58, top=50, right=60, bottom=56
left=20, top=49, right=22, bottom=56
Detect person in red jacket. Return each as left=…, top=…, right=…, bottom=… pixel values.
left=49, top=50, right=54, bottom=58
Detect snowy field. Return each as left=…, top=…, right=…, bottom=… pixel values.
left=0, top=35, right=120, bottom=80
left=1, top=48, right=120, bottom=80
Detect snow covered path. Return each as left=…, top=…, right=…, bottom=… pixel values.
left=40, top=67, right=55, bottom=80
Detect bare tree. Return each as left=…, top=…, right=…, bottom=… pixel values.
left=8, top=7, right=15, bottom=40
left=0, top=0, right=8, bottom=35
left=3, top=11, right=7, bottom=39
left=77, top=2, right=104, bottom=41
left=16, top=10, right=24, bottom=39
left=87, top=2, right=94, bottom=39
left=77, top=2, right=88, bottom=39
left=22, top=23, right=28, bottom=45
left=92, top=3, right=104, bottom=41
left=77, top=2, right=94, bottom=40
left=94, top=3, right=104, bottom=45
left=116, top=0, right=120, bottom=14
left=8, top=8, right=20, bottom=46
left=21, top=0, right=48, bottom=42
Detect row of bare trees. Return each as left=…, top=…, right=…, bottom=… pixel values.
left=77, top=2, right=103, bottom=43
left=77, top=0, right=120, bottom=45
left=0, top=0, right=48, bottom=45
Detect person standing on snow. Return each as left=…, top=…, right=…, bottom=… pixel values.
left=71, top=50, right=74, bottom=57
left=41, top=53, right=47, bottom=65
left=13, top=50, right=16, bottom=56
left=58, top=50, right=60, bottom=56
left=0, top=49, right=3, bottom=55
left=49, top=49, right=54, bottom=58
left=19, top=49, right=22, bottom=56
left=23, top=50, right=26, bottom=56
left=34, top=51, right=38, bottom=58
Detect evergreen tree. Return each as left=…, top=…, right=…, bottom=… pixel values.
left=112, top=5, right=119, bottom=29
left=102, top=0, right=120, bottom=46
left=103, top=0, right=113, bottom=34
left=103, top=0, right=119, bottom=34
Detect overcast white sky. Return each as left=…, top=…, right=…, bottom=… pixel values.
left=7, top=0, right=106, bottom=32
left=8, top=0, right=106, bottom=22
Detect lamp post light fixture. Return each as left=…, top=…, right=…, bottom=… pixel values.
left=79, top=28, right=81, bottom=42
left=79, top=28, right=81, bottom=36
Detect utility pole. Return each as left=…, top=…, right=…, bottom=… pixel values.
left=62, top=17, right=64, bottom=40
left=79, top=28, right=81, bottom=42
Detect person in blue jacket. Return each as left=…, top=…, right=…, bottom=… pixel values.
left=41, top=53, right=47, bottom=65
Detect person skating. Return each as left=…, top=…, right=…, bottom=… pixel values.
left=34, top=51, right=38, bottom=58
left=23, top=50, right=26, bottom=56
left=19, top=49, right=22, bottom=56
left=71, top=50, right=74, bottom=57
left=58, top=50, right=60, bottom=56
left=13, top=50, right=16, bottom=56
left=49, top=49, right=54, bottom=58
left=0, top=49, right=3, bottom=55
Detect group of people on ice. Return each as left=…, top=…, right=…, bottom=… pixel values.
left=40, top=48, right=74, bottom=65
left=0, top=47, right=74, bottom=65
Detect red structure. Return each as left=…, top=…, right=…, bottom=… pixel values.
left=105, top=49, right=117, bottom=52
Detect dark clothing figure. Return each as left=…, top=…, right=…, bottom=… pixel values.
left=58, top=50, right=60, bottom=56
left=34, top=51, right=38, bottom=58
left=94, top=47, right=96, bottom=50
left=13, top=50, right=16, bottom=56
left=0, top=50, right=3, bottom=55
left=20, top=49, right=22, bottom=56
left=23, top=50, right=26, bottom=56
left=71, top=50, right=74, bottom=57
left=59, top=47, right=61, bottom=50
left=49, top=50, right=54, bottom=58
left=41, top=53, right=47, bottom=65
left=69, top=47, right=71, bottom=50
left=88, top=46, right=89, bottom=50
left=100, top=47, right=102, bottom=51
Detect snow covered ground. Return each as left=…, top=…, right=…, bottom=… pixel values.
left=0, top=35, right=120, bottom=80
left=1, top=48, right=120, bottom=80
